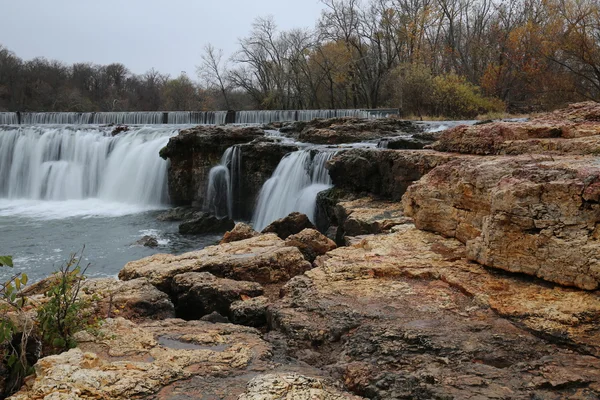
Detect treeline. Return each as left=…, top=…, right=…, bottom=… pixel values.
left=2, top=0, right=600, bottom=118
left=202, top=0, right=600, bottom=117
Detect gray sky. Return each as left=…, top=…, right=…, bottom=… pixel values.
left=0, top=0, right=325, bottom=78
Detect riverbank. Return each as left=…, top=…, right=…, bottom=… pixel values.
left=5, top=103, right=600, bottom=399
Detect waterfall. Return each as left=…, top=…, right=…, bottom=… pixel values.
left=0, top=113, right=18, bottom=124
left=203, top=146, right=242, bottom=219
left=252, top=150, right=336, bottom=231
left=0, top=125, right=175, bottom=207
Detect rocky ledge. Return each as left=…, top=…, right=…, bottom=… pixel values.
left=279, top=117, right=422, bottom=144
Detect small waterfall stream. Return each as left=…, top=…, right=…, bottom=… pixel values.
left=203, top=146, right=242, bottom=219
left=252, top=149, right=336, bottom=231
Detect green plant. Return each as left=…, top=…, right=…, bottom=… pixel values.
left=37, top=249, right=93, bottom=352
left=0, top=255, right=35, bottom=396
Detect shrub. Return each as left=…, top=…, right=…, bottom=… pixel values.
left=432, top=73, right=506, bottom=118
left=37, top=249, right=97, bottom=352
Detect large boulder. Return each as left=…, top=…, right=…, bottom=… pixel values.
left=403, top=155, right=600, bottom=290
left=178, top=212, right=235, bottom=234
left=159, top=125, right=264, bottom=206
left=261, top=212, right=316, bottom=239
left=432, top=101, right=600, bottom=155
left=267, top=225, right=600, bottom=399
left=118, top=234, right=311, bottom=292
left=327, top=149, right=461, bottom=201
left=171, top=272, right=264, bottom=320
left=284, top=229, right=336, bottom=262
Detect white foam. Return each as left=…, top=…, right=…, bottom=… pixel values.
left=0, top=199, right=165, bottom=220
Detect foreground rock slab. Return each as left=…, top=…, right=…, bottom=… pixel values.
left=404, top=155, right=600, bottom=290
left=119, top=234, right=311, bottom=292
left=268, top=225, right=600, bottom=399
left=10, top=318, right=269, bottom=399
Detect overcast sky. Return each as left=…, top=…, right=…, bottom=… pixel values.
left=0, top=0, right=325, bottom=78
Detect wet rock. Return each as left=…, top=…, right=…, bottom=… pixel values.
left=178, top=212, right=235, bottom=234
left=119, top=234, right=311, bottom=292
left=284, top=228, right=336, bottom=262
left=238, top=373, right=365, bottom=400
left=111, top=125, right=129, bottom=136
left=403, top=155, right=600, bottom=290
left=432, top=101, right=600, bottom=155
left=268, top=225, right=600, bottom=399
left=230, top=296, right=270, bottom=327
left=237, top=138, right=299, bottom=217
left=81, top=278, right=175, bottom=321
left=159, top=125, right=264, bottom=206
left=261, top=212, right=316, bottom=239
left=220, top=222, right=259, bottom=244
left=156, top=206, right=204, bottom=222
left=287, top=117, right=422, bottom=144
left=134, top=235, right=158, bottom=248
left=327, top=149, right=461, bottom=200
left=171, top=272, right=263, bottom=320
left=200, top=311, right=230, bottom=323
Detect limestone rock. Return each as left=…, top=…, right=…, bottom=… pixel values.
left=9, top=318, right=271, bottom=400
left=171, top=272, right=263, bottom=320
left=284, top=228, right=336, bottom=262
left=327, top=149, right=461, bottom=200
left=119, top=234, right=311, bottom=292
left=287, top=117, right=421, bottom=144
left=230, top=296, right=270, bottom=327
left=81, top=278, right=175, bottom=321
left=268, top=225, right=600, bottom=399
left=432, top=101, right=600, bottom=155
left=178, top=212, right=235, bottom=234
left=336, top=197, right=412, bottom=238
left=262, top=212, right=316, bottom=239
left=403, top=155, right=600, bottom=290
left=220, top=222, right=258, bottom=244
left=238, top=374, right=365, bottom=400
left=159, top=125, right=264, bottom=206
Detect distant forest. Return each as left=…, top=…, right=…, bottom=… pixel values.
left=1, top=0, right=600, bottom=118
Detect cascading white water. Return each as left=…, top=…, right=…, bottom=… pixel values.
left=252, top=150, right=336, bottom=231
left=203, top=146, right=242, bottom=219
left=0, top=125, right=176, bottom=211
left=0, top=112, right=18, bottom=124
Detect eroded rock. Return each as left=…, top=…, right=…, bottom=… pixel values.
left=403, top=155, right=600, bottom=290
left=327, top=149, right=461, bottom=200
left=220, top=222, right=258, bottom=244
left=262, top=212, right=316, bottom=239
left=432, top=101, right=600, bottom=155
left=119, top=234, right=311, bottom=292
left=268, top=225, right=600, bottom=398
left=239, top=374, right=365, bottom=400
left=171, top=272, right=263, bottom=320
left=231, top=296, right=270, bottom=327
left=284, top=228, right=336, bottom=262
